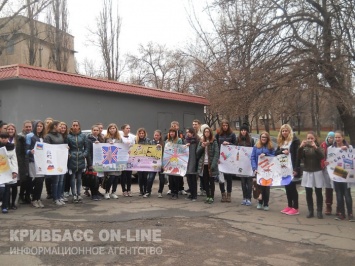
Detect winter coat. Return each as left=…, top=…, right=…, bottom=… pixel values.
left=137, top=137, right=151, bottom=145
left=298, top=144, right=324, bottom=172
left=14, top=135, right=26, bottom=180
left=196, top=139, right=219, bottom=177
left=184, top=136, right=199, bottom=175
left=87, top=134, right=104, bottom=167
left=44, top=131, right=64, bottom=145
left=215, top=132, right=237, bottom=149
left=67, top=131, right=88, bottom=172
left=251, top=145, right=275, bottom=171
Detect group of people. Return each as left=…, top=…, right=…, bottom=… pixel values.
left=0, top=118, right=353, bottom=222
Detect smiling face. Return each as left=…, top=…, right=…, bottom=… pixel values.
left=36, top=123, right=44, bottom=134
left=154, top=131, right=161, bottom=141
left=281, top=128, right=290, bottom=139
left=123, top=125, right=130, bottom=135
left=60, top=124, right=67, bottom=134
left=23, top=122, right=32, bottom=134
left=334, top=132, right=343, bottom=146
left=6, top=125, right=15, bottom=137
left=109, top=125, right=117, bottom=135
left=260, top=134, right=268, bottom=144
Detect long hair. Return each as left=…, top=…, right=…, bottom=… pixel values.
left=135, top=128, right=147, bottom=143
left=46, top=120, right=60, bottom=135
left=167, top=127, right=179, bottom=143
left=256, top=131, right=273, bottom=150
left=35, top=121, right=45, bottom=138
left=277, top=124, right=293, bottom=147
left=105, top=123, right=121, bottom=140
left=6, top=123, right=17, bottom=145
left=218, top=119, right=232, bottom=135
left=333, top=130, right=349, bottom=148
left=202, top=127, right=214, bottom=142
left=59, top=121, right=68, bottom=139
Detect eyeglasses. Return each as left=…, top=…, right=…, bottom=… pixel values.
left=261, top=136, right=268, bottom=139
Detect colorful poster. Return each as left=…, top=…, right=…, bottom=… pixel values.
left=92, top=143, right=129, bottom=172
left=127, top=144, right=162, bottom=172
left=327, top=147, right=355, bottom=183
left=0, top=147, right=14, bottom=184
left=256, top=155, right=293, bottom=186
left=34, top=142, right=68, bottom=175
left=218, top=145, right=253, bottom=176
left=162, top=143, right=189, bottom=176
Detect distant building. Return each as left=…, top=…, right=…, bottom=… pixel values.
left=0, top=64, right=209, bottom=135
left=0, top=15, right=76, bottom=73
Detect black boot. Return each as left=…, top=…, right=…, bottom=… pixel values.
left=317, top=211, right=323, bottom=219
left=307, top=209, right=314, bottom=218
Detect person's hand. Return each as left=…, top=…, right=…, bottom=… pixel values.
left=324, top=161, right=330, bottom=166
left=94, top=141, right=99, bottom=144
left=341, top=145, right=348, bottom=150
left=222, top=141, right=230, bottom=145
left=282, top=149, right=289, bottom=155
left=260, top=153, right=265, bottom=158
left=253, top=170, right=258, bottom=176
left=12, top=172, right=17, bottom=179
left=300, top=140, right=307, bottom=147
left=185, top=143, right=190, bottom=147
left=31, top=149, right=35, bottom=154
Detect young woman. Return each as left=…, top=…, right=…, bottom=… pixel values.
left=147, top=130, right=165, bottom=198
left=321, top=131, right=335, bottom=215
left=59, top=122, right=70, bottom=200
left=28, top=121, right=45, bottom=208
left=184, top=127, right=200, bottom=201
left=0, top=132, right=18, bottom=213
left=165, top=127, right=183, bottom=199
left=299, top=132, right=325, bottom=219
left=120, top=124, right=135, bottom=197
left=43, top=117, right=53, bottom=199
left=136, top=128, right=151, bottom=196
left=196, top=127, right=219, bottom=204
left=7, top=124, right=26, bottom=207
left=332, top=131, right=354, bottom=221
left=276, top=124, right=301, bottom=216
left=236, top=124, right=255, bottom=206
left=215, top=119, right=237, bottom=203
left=67, top=120, right=88, bottom=203
left=251, top=132, right=275, bottom=211
left=86, top=125, right=105, bottom=201
left=43, top=120, right=66, bottom=206
left=102, top=123, right=122, bottom=199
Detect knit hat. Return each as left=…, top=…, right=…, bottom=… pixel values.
left=240, top=123, right=249, bottom=132
left=326, top=131, right=335, bottom=146
left=201, top=124, right=209, bottom=132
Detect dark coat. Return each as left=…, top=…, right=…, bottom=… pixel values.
left=67, top=131, right=88, bottom=172
left=184, top=136, right=199, bottom=175
left=196, top=139, right=219, bottom=177
left=14, top=135, right=27, bottom=180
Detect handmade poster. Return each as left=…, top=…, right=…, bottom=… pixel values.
left=92, top=143, right=129, bottom=172
left=218, top=145, right=253, bottom=176
left=127, top=144, right=162, bottom=171
left=0, top=147, right=14, bottom=184
left=34, top=142, right=68, bottom=175
left=326, top=147, right=355, bottom=183
left=256, top=154, right=293, bottom=186
left=162, top=143, right=189, bottom=176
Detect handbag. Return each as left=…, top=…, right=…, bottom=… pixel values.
left=82, top=169, right=97, bottom=187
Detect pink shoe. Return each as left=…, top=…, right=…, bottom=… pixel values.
left=286, top=208, right=299, bottom=215
left=281, top=207, right=292, bottom=214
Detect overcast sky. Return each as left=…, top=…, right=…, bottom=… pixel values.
left=67, top=0, right=210, bottom=67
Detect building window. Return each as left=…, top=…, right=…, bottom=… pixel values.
left=6, top=39, right=14, bottom=55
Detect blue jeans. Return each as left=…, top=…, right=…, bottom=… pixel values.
left=70, top=171, right=82, bottom=196
left=334, top=181, right=353, bottom=216
left=51, top=175, right=64, bottom=201
left=147, top=172, right=157, bottom=194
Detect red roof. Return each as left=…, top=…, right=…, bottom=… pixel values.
left=0, top=64, right=209, bottom=105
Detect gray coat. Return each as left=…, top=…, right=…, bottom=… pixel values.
left=184, top=137, right=199, bottom=175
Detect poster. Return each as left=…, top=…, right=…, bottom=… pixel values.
left=0, top=147, right=14, bottom=184
left=92, top=143, right=129, bottom=172
left=256, top=154, right=293, bottom=186
left=34, top=142, right=68, bottom=175
left=127, top=144, right=162, bottom=172
left=327, top=147, right=355, bottom=183
left=162, top=143, right=189, bottom=176
left=218, top=145, right=253, bottom=176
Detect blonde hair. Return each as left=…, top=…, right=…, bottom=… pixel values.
left=105, top=123, right=121, bottom=140
left=135, top=128, right=147, bottom=143
left=277, top=124, right=293, bottom=147
left=256, top=131, right=273, bottom=150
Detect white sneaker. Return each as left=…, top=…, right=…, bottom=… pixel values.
left=104, top=193, right=110, bottom=199
left=61, top=197, right=68, bottom=202
left=54, top=200, right=63, bottom=206
left=59, top=199, right=66, bottom=205
left=167, top=190, right=171, bottom=195
left=77, top=195, right=83, bottom=201
left=158, top=193, right=163, bottom=198
left=72, top=196, right=78, bottom=203
left=180, top=190, right=187, bottom=195
left=64, top=192, right=69, bottom=197
left=110, top=193, right=118, bottom=199
left=32, top=200, right=40, bottom=208
left=143, top=193, right=150, bottom=198
left=38, top=200, right=44, bottom=208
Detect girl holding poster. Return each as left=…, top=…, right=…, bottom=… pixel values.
left=135, top=128, right=151, bottom=197
left=103, top=123, right=122, bottom=199
left=236, top=124, right=255, bottom=206
left=165, top=127, right=183, bottom=199
left=215, top=119, right=237, bottom=203
left=320, top=131, right=335, bottom=215
left=298, top=132, right=324, bottom=219
left=197, top=127, right=219, bottom=204
left=251, top=132, right=275, bottom=211
left=331, top=131, right=354, bottom=221
left=120, top=124, right=135, bottom=197
left=28, top=121, right=45, bottom=208
left=276, top=124, right=301, bottom=216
